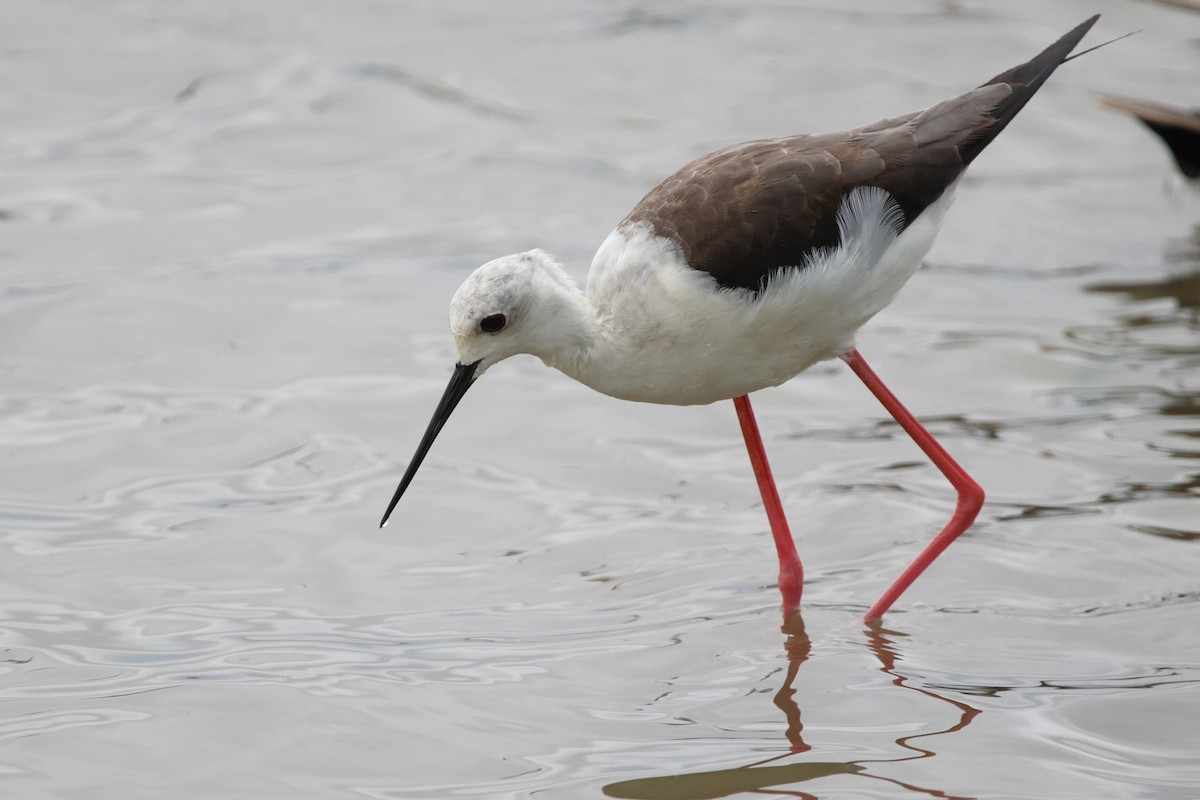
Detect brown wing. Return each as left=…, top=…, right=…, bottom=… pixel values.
left=622, top=15, right=1099, bottom=291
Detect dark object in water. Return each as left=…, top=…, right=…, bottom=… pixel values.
left=1103, top=95, right=1200, bottom=179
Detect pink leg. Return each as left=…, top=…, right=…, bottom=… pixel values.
left=734, top=394, right=803, bottom=611
left=842, top=349, right=985, bottom=621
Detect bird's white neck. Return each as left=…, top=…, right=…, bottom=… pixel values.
left=523, top=230, right=719, bottom=404
left=526, top=268, right=605, bottom=373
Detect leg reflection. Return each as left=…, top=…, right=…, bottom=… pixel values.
left=602, top=611, right=983, bottom=799
left=774, top=609, right=811, bottom=754
left=861, top=620, right=981, bottom=767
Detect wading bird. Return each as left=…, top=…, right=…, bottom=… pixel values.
left=381, top=16, right=1102, bottom=620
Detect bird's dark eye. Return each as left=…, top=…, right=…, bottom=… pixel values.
left=480, top=313, right=507, bottom=334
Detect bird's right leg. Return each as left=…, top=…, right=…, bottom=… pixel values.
left=841, top=349, right=985, bottom=621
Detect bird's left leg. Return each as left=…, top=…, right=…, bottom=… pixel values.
left=734, top=394, right=804, bottom=611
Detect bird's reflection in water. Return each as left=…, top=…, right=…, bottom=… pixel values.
left=602, top=610, right=980, bottom=800
left=1088, top=219, right=1200, bottom=316
left=1088, top=241, right=1200, bottom=320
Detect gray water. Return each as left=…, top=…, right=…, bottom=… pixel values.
left=2, top=1, right=1198, bottom=797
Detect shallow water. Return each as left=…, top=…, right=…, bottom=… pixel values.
left=2, top=0, right=1199, bottom=797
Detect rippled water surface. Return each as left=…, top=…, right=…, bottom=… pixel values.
left=3, top=1, right=1199, bottom=797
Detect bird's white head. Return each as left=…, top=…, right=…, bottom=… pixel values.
left=379, top=249, right=591, bottom=528
left=448, top=249, right=590, bottom=377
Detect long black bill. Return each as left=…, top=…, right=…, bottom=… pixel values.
left=379, top=360, right=480, bottom=528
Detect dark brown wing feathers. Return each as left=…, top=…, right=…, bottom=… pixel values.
left=621, top=15, right=1100, bottom=291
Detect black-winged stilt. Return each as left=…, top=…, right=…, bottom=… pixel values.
left=381, top=16, right=1102, bottom=621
